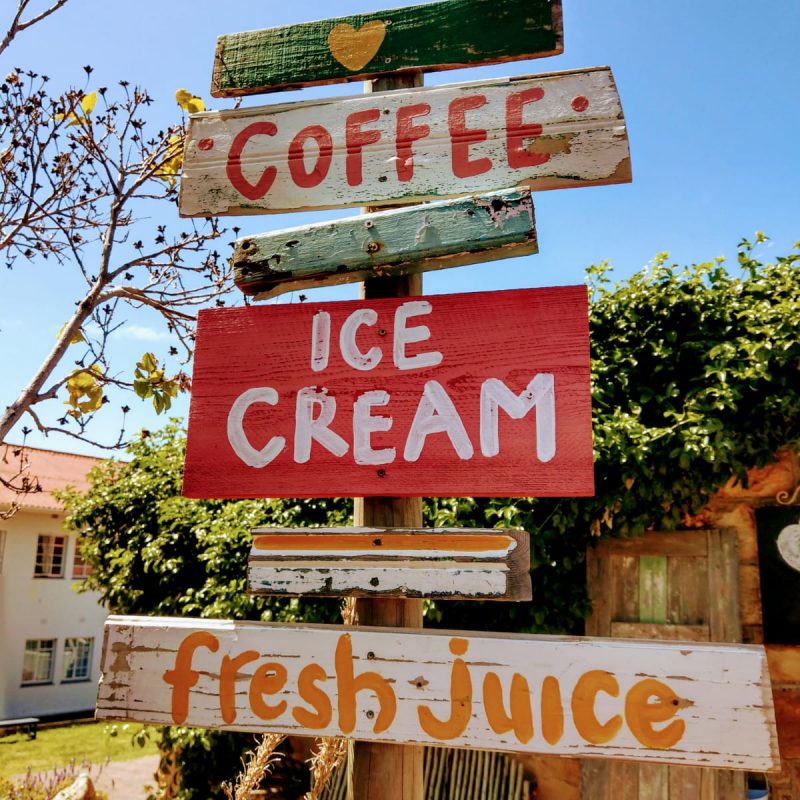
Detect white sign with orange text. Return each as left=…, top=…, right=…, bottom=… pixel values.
left=97, top=616, right=778, bottom=770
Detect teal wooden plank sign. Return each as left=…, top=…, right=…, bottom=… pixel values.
left=233, top=189, right=537, bottom=298
left=212, top=0, right=563, bottom=96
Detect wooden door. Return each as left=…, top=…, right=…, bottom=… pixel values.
left=582, top=529, right=746, bottom=799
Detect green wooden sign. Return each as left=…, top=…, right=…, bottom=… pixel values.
left=233, top=189, right=537, bottom=298
left=212, top=0, right=563, bottom=96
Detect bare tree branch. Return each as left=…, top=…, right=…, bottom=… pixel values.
left=0, top=0, right=70, bottom=58
left=1, top=72, right=230, bottom=511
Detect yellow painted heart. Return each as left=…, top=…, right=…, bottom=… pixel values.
left=328, top=21, right=386, bottom=72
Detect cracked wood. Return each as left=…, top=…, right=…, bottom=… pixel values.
left=248, top=527, right=531, bottom=600
left=233, top=189, right=537, bottom=299
left=96, top=615, right=779, bottom=770
left=179, top=68, right=631, bottom=217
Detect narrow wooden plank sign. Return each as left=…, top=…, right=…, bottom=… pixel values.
left=182, top=286, right=592, bottom=499
left=96, top=616, right=779, bottom=770
left=211, top=0, right=563, bottom=96
left=180, top=68, right=631, bottom=217
left=233, top=188, right=537, bottom=299
left=249, top=527, right=531, bottom=600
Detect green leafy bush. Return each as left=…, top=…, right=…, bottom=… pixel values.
left=62, top=236, right=800, bottom=798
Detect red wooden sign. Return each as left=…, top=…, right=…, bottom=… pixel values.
left=183, top=287, right=592, bottom=499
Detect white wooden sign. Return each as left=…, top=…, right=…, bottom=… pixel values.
left=249, top=527, right=531, bottom=600
left=97, top=616, right=779, bottom=770
left=179, top=67, right=631, bottom=216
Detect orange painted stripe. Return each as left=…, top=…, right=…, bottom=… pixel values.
left=252, top=533, right=514, bottom=553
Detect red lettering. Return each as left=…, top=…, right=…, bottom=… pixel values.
left=395, top=103, right=431, bottom=182
left=506, top=87, right=549, bottom=169
left=346, top=108, right=382, bottom=187
left=448, top=95, right=491, bottom=179
left=288, top=124, right=333, bottom=189
left=226, top=122, right=278, bottom=200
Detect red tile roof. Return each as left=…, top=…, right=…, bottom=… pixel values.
left=0, top=444, right=103, bottom=513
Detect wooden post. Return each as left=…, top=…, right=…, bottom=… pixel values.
left=353, top=70, right=425, bottom=800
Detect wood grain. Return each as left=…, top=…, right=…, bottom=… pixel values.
left=182, top=286, right=592, bottom=499
left=609, top=622, right=711, bottom=642
left=96, top=615, right=779, bottom=769
left=583, top=529, right=765, bottom=796
left=248, top=527, right=532, bottom=600
left=232, top=189, right=538, bottom=299
left=211, top=0, right=563, bottom=96
left=180, top=68, right=631, bottom=217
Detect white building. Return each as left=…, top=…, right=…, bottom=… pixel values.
left=0, top=444, right=108, bottom=719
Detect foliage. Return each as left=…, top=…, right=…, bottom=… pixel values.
left=0, top=69, right=229, bottom=452
left=62, top=423, right=348, bottom=625
left=62, top=237, right=800, bottom=797
left=0, top=768, right=109, bottom=800
left=0, top=5, right=231, bottom=511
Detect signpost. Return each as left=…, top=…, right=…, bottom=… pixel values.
left=180, top=68, right=631, bottom=216
left=97, top=615, right=780, bottom=771
left=182, top=286, right=592, bottom=500
left=96, top=0, right=781, bottom=795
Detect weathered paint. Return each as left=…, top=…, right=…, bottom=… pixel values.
left=233, top=189, right=537, bottom=299
left=182, top=286, right=592, bottom=499
left=248, top=527, right=531, bottom=600
left=180, top=68, right=631, bottom=217
left=97, top=615, right=780, bottom=770
left=211, top=0, right=563, bottom=96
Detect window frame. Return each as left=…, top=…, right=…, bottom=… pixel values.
left=62, top=636, right=94, bottom=682
left=34, top=534, right=66, bottom=578
left=21, top=638, right=56, bottom=685
left=71, top=541, right=92, bottom=579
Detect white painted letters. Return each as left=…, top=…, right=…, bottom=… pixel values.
left=393, top=301, right=443, bottom=371
left=480, top=375, right=556, bottom=462
left=294, top=387, right=349, bottom=463
left=404, top=380, right=473, bottom=462
left=227, top=387, right=286, bottom=467
left=353, top=390, right=395, bottom=465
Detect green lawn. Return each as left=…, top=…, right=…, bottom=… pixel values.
left=0, top=722, right=158, bottom=780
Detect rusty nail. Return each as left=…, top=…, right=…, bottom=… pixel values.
left=377, top=469, right=386, bottom=478
left=367, top=651, right=376, bottom=659
left=366, top=709, right=375, bottom=719
left=378, top=329, right=386, bottom=336
left=366, top=241, right=381, bottom=254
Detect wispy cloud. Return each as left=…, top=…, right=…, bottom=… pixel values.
left=114, top=324, right=170, bottom=342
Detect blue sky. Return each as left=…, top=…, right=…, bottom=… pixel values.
left=2, top=0, right=799, bottom=457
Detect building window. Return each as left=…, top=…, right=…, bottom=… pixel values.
left=72, top=543, right=92, bottom=579
left=62, top=637, right=93, bottom=682
left=22, top=639, right=56, bottom=684
left=34, top=534, right=66, bottom=578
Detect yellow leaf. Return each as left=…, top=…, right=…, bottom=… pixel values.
left=55, top=111, right=81, bottom=126
left=81, top=91, right=97, bottom=115
left=57, top=323, right=85, bottom=345
left=176, top=88, right=205, bottom=113
left=175, top=88, right=193, bottom=109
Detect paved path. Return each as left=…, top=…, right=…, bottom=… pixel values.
left=10, top=754, right=160, bottom=800
left=92, top=754, right=160, bottom=799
